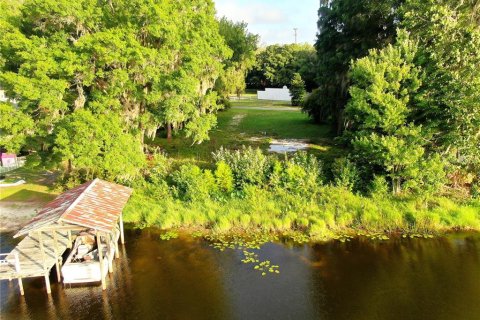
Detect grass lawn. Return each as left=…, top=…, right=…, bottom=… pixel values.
left=151, top=97, right=344, bottom=166
left=0, top=167, right=58, bottom=202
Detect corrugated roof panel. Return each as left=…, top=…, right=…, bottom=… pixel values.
left=14, top=179, right=133, bottom=238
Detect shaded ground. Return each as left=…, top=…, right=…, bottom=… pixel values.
left=0, top=168, right=58, bottom=232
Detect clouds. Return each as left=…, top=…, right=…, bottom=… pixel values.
left=215, top=0, right=319, bottom=45
left=215, top=2, right=288, bottom=24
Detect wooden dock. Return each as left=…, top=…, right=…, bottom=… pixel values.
left=0, top=179, right=132, bottom=295
left=0, top=230, right=71, bottom=294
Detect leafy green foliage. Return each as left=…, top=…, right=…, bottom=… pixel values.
left=213, top=146, right=271, bottom=188
left=310, top=0, right=400, bottom=131
left=247, top=44, right=318, bottom=91
left=53, top=110, right=145, bottom=182
left=0, top=0, right=230, bottom=173
left=332, top=158, right=359, bottom=191
left=0, top=102, right=34, bottom=153
left=123, top=148, right=480, bottom=238
left=216, top=18, right=258, bottom=98
left=401, top=0, right=480, bottom=174
left=289, top=73, right=306, bottom=106
left=345, top=31, right=445, bottom=195
left=214, top=161, right=234, bottom=194
left=172, top=164, right=217, bottom=202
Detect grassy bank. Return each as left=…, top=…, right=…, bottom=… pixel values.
left=123, top=149, right=480, bottom=242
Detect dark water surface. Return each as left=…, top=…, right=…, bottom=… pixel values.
left=1, top=229, right=479, bottom=320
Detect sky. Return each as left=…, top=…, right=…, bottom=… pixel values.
left=214, top=0, right=320, bottom=46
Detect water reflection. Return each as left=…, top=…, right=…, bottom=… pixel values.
left=1, top=230, right=479, bottom=320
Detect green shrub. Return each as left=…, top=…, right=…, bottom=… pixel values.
left=214, top=161, right=234, bottom=193
left=369, top=175, right=389, bottom=198
left=172, top=164, right=217, bottom=201
left=332, top=157, right=359, bottom=191
left=213, top=146, right=271, bottom=188
left=147, top=152, right=172, bottom=185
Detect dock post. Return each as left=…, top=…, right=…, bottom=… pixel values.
left=17, top=278, right=24, bottom=296
left=67, top=230, right=72, bottom=249
left=52, top=230, right=62, bottom=282
left=114, top=236, right=120, bottom=259
left=119, top=214, right=125, bottom=244
left=97, top=232, right=107, bottom=290
left=44, top=273, right=51, bottom=294
left=38, top=231, right=51, bottom=295
left=14, top=252, right=24, bottom=296
left=106, top=235, right=113, bottom=273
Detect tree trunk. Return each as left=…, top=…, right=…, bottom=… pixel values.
left=167, top=123, right=172, bottom=140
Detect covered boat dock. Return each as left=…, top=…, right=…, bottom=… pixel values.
left=0, top=179, right=133, bottom=295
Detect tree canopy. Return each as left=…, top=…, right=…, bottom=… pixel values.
left=215, top=17, right=258, bottom=98
left=0, top=0, right=230, bottom=180
left=246, top=44, right=318, bottom=91
left=304, top=0, right=400, bottom=132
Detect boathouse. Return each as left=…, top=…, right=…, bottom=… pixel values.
left=0, top=178, right=132, bottom=295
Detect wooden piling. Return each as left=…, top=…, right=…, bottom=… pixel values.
left=114, top=236, right=120, bottom=259
left=97, top=232, right=106, bottom=290
left=14, top=252, right=24, bottom=296
left=38, top=231, right=52, bottom=295
left=44, top=273, right=51, bottom=294
left=119, top=214, right=125, bottom=244
left=106, top=235, right=113, bottom=273
left=52, top=230, right=61, bottom=282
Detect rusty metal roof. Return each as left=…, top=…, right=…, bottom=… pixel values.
left=14, top=179, right=133, bottom=238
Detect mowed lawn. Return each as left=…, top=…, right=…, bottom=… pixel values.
left=153, top=97, right=344, bottom=165
left=0, top=167, right=58, bottom=203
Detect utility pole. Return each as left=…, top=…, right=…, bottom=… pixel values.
left=294, top=28, right=298, bottom=44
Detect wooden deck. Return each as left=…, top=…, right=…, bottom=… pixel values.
left=0, top=230, right=70, bottom=280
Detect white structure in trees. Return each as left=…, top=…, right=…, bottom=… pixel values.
left=257, top=86, right=291, bottom=102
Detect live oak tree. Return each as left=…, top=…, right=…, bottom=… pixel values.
left=53, top=110, right=145, bottom=183
left=0, top=102, right=34, bottom=153
left=0, top=0, right=230, bottom=179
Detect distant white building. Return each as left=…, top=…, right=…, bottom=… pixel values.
left=257, top=86, right=292, bottom=102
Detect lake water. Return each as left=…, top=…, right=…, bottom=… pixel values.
left=1, top=229, right=479, bottom=320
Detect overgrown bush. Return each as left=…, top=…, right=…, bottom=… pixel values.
left=332, top=157, right=359, bottom=191
left=172, top=164, right=217, bottom=201
left=213, top=146, right=271, bottom=188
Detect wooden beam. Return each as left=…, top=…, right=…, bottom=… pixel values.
left=38, top=231, right=47, bottom=272
left=52, top=230, right=61, bottom=282
left=14, top=252, right=24, bottom=296
left=67, top=230, right=72, bottom=249
left=97, top=232, right=106, bottom=290
left=119, top=214, right=125, bottom=244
